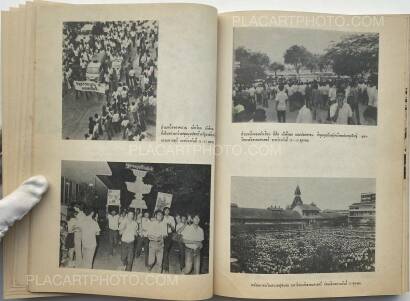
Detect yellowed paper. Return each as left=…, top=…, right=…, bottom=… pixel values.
left=215, top=11, right=408, bottom=299
left=27, top=2, right=217, bottom=300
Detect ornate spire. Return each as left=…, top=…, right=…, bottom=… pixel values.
left=290, top=185, right=303, bottom=209
left=295, top=185, right=301, bottom=196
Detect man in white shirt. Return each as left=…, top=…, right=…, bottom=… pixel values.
left=255, top=84, right=264, bottom=106
left=107, top=209, right=119, bottom=256
left=176, top=215, right=187, bottom=270
left=147, top=210, right=167, bottom=273
left=120, top=86, right=129, bottom=106
left=367, top=83, right=378, bottom=108
left=162, top=207, right=176, bottom=273
left=364, top=78, right=378, bottom=125
left=275, top=85, right=288, bottom=123
left=78, top=207, right=100, bottom=269
left=119, top=210, right=138, bottom=271
left=286, top=82, right=295, bottom=97
left=148, top=94, right=156, bottom=107
left=129, top=101, right=138, bottom=123
left=135, top=211, right=151, bottom=267
left=330, top=90, right=353, bottom=125
left=128, top=68, right=136, bottom=89
left=73, top=203, right=85, bottom=268
left=248, top=85, right=256, bottom=102
left=181, top=214, right=204, bottom=275
left=328, top=82, right=337, bottom=104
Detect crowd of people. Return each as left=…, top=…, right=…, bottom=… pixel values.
left=62, top=20, right=158, bottom=140
left=231, top=228, right=375, bottom=274
left=233, top=75, right=378, bottom=125
left=60, top=203, right=205, bottom=274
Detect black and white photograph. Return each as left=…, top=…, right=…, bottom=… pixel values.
left=230, top=177, right=376, bottom=274
left=62, top=20, right=158, bottom=141
left=59, top=160, right=211, bottom=275
left=232, top=27, right=379, bottom=125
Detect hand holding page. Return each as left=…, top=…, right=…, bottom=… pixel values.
left=0, top=176, right=48, bottom=238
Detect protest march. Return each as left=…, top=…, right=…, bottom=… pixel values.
left=59, top=161, right=211, bottom=275
left=62, top=20, right=158, bottom=140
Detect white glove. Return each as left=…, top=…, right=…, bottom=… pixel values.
left=0, top=176, right=48, bottom=238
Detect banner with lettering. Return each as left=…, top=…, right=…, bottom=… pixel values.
left=106, top=189, right=121, bottom=206
left=154, top=192, right=173, bottom=212
left=73, top=81, right=107, bottom=94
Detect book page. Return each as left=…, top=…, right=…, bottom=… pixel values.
left=2, top=2, right=63, bottom=298
left=27, top=3, right=217, bottom=300
left=215, top=11, right=408, bottom=299
left=1, top=3, right=53, bottom=298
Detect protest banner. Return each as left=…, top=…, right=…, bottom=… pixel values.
left=106, top=189, right=121, bottom=206
left=73, top=80, right=107, bottom=94
left=154, top=192, right=173, bottom=212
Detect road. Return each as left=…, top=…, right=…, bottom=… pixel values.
left=62, top=42, right=156, bottom=140
left=61, top=229, right=209, bottom=274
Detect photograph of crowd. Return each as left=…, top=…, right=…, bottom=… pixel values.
left=59, top=161, right=211, bottom=275
left=232, top=27, right=379, bottom=125
left=230, top=177, right=376, bottom=274
left=62, top=20, right=158, bottom=141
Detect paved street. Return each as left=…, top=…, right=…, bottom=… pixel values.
left=62, top=229, right=209, bottom=274
left=62, top=90, right=156, bottom=140
left=62, top=21, right=157, bottom=141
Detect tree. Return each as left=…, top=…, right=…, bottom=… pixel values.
left=305, top=54, right=319, bottom=73
left=143, top=163, right=211, bottom=225
left=284, top=45, right=312, bottom=74
left=234, top=47, right=270, bottom=84
left=249, top=51, right=270, bottom=67
left=317, top=54, right=332, bottom=72
left=269, top=62, right=285, bottom=76
left=324, top=33, right=379, bottom=77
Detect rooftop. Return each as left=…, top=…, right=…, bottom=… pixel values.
left=231, top=206, right=302, bottom=220
left=294, top=203, right=321, bottom=211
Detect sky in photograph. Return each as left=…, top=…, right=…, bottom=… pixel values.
left=231, top=177, right=375, bottom=211
left=233, top=27, right=358, bottom=64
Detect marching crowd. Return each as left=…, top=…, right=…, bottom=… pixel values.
left=231, top=228, right=375, bottom=274
left=60, top=203, right=205, bottom=275
left=62, top=20, right=158, bottom=140
left=233, top=76, right=378, bottom=125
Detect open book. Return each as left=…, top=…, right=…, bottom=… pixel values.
left=2, top=1, right=409, bottom=299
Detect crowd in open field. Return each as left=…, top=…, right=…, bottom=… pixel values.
left=231, top=228, right=375, bottom=274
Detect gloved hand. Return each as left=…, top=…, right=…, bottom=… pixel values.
left=0, top=175, right=48, bottom=238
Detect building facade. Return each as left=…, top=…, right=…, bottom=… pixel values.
left=348, top=192, right=376, bottom=227
left=232, top=185, right=348, bottom=228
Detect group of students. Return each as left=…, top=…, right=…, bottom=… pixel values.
left=63, top=20, right=158, bottom=96
left=233, top=76, right=378, bottom=125
left=61, top=203, right=205, bottom=275
left=84, top=82, right=156, bottom=141
left=231, top=228, right=375, bottom=274
left=62, top=20, right=158, bottom=140
left=107, top=207, right=204, bottom=274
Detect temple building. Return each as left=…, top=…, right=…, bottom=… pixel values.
left=231, top=185, right=348, bottom=227
left=290, top=185, right=321, bottom=220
